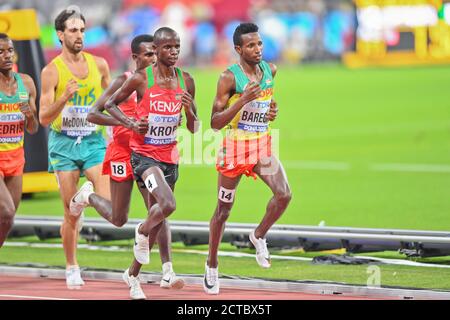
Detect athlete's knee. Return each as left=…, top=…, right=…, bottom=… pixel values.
left=274, top=188, right=292, bottom=206
left=159, top=197, right=176, bottom=217
left=0, top=206, right=15, bottom=228
left=63, top=214, right=79, bottom=229
left=111, top=216, right=128, bottom=227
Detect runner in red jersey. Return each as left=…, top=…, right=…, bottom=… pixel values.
left=70, top=35, right=185, bottom=292
left=104, top=27, right=198, bottom=300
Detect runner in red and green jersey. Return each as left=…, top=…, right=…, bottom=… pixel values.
left=104, top=27, right=198, bottom=300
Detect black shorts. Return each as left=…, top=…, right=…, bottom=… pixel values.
left=130, top=151, right=179, bottom=189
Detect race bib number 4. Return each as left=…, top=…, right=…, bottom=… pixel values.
left=111, top=162, right=127, bottom=178
left=61, top=105, right=97, bottom=137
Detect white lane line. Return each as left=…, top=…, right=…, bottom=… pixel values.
left=371, top=163, right=450, bottom=173
left=3, top=242, right=129, bottom=252
left=4, top=242, right=450, bottom=269
left=0, top=294, right=75, bottom=300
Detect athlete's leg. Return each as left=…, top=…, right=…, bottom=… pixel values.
left=157, top=219, right=172, bottom=263
left=129, top=183, right=165, bottom=277
left=109, top=179, right=134, bottom=226
left=135, top=185, right=171, bottom=263
left=252, top=155, right=292, bottom=238
left=136, top=184, right=164, bottom=250
left=0, top=176, right=19, bottom=247
left=157, top=184, right=175, bottom=264
left=84, top=163, right=111, bottom=200
left=138, top=166, right=176, bottom=237
left=207, top=174, right=242, bottom=268
left=83, top=164, right=116, bottom=223
left=55, top=170, right=81, bottom=267
left=83, top=177, right=134, bottom=227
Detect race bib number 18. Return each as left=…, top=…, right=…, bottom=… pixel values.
left=111, top=162, right=126, bottom=178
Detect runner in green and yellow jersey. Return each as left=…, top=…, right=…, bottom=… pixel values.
left=39, top=9, right=111, bottom=289
left=204, top=23, right=292, bottom=295
left=0, top=33, right=39, bottom=248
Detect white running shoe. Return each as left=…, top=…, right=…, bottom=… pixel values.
left=69, top=181, right=94, bottom=217
left=203, top=263, right=219, bottom=295
left=122, top=269, right=146, bottom=300
left=133, top=223, right=150, bottom=265
left=249, top=230, right=271, bottom=268
left=160, top=271, right=185, bottom=289
left=66, top=266, right=85, bottom=289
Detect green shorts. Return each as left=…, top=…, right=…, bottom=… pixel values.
left=48, top=129, right=106, bottom=175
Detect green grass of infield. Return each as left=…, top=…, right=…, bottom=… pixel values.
left=2, top=239, right=450, bottom=291
left=17, top=64, right=450, bottom=230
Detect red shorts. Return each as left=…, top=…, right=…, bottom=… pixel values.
left=216, top=135, right=272, bottom=179
left=102, top=142, right=133, bottom=182
left=0, top=148, right=25, bottom=178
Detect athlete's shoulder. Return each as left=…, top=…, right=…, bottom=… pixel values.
left=41, top=61, right=58, bottom=78
left=17, top=72, right=35, bottom=88
left=218, top=69, right=235, bottom=87
left=220, top=69, right=235, bottom=82
left=267, top=61, right=277, bottom=78
left=181, top=70, right=194, bottom=82
left=17, top=72, right=33, bottom=83
left=126, top=67, right=147, bottom=86
left=91, top=54, right=110, bottom=72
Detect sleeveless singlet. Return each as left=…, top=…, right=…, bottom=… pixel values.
left=50, top=52, right=103, bottom=138
left=225, top=60, right=274, bottom=141
left=0, top=73, right=28, bottom=154
left=129, top=65, right=185, bottom=164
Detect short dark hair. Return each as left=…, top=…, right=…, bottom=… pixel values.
left=54, top=9, right=86, bottom=32
left=153, top=27, right=178, bottom=44
left=233, top=22, right=259, bottom=46
left=131, top=34, right=154, bottom=54
left=0, top=33, right=9, bottom=41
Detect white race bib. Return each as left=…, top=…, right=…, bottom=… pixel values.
left=237, top=99, right=270, bottom=133
left=61, top=105, right=97, bottom=137
left=111, top=161, right=127, bottom=178
left=144, top=113, right=180, bottom=145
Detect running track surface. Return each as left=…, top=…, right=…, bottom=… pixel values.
left=0, top=275, right=383, bottom=300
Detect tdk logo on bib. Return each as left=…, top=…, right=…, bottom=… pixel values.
left=0, top=113, right=24, bottom=121
left=67, top=106, right=91, bottom=114
left=151, top=115, right=179, bottom=123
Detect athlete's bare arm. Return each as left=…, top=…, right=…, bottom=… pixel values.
left=210, top=70, right=261, bottom=130
left=19, top=74, right=39, bottom=135
left=181, top=71, right=198, bottom=133
left=87, top=74, right=127, bottom=126
left=269, top=63, right=277, bottom=79
left=93, top=56, right=111, bottom=90
left=267, top=63, right=278, bottom=122
left=39, top=63, right=78, bottom=127
left=104, top=69, right=148, bottom=134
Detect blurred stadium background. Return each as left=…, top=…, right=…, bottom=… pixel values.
left=0, top=0, right=450, bottom=279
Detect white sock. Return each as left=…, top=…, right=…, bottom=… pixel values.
left=66, top=265, right=79, bottom=272
left=162, top=262, right=173, bottom=274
